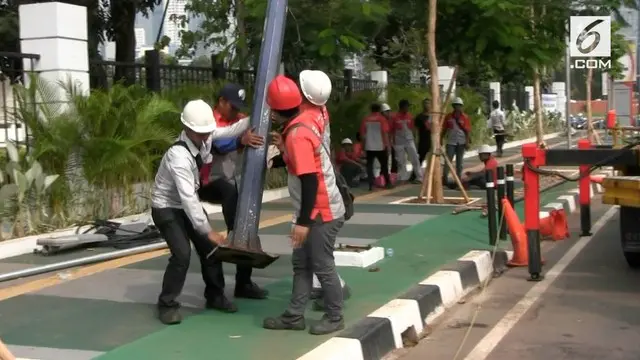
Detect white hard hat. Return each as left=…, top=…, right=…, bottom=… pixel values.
left=341, top=138, right=353, bottom=145
left=181, top=100, right=217, bottom=134
left=478, top=144, right=493, bottom=154
left=452, top=97, right=464, bottom=106
left=299, top=70, right=332, bottom=106
left=381, top=103, right=391, bottom=112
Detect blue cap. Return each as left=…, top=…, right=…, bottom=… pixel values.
left=218, top=83, right=247, bottom=109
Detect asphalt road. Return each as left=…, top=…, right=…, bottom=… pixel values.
left=394, top=200, right=640, bottom=360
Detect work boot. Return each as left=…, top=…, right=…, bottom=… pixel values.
left=158, top=307, right=182, bottom=325
left=309, top=314, right=344, bottom=335
left=206, top=295, right=238, bottom=313
left=235, top=282, right=269, bottom=299
left=263, top=312, right=306, bottom=331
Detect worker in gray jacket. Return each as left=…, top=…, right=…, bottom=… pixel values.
left=150, top=99, right=263, bottom=325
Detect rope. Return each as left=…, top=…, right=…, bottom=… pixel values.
left=452, top=205, right=506, bottom=360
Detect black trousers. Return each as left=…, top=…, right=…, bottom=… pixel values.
left=390, top=148, right=398, bottom=173
left=366, top=150, right=390, bottom=188
left=152, top=207, right=225, bottom=309
left=198, top=178, right=253, bottom=285
left=418, top=139, right=431, bottom=165
left=493, top=129, right=506, bottom=155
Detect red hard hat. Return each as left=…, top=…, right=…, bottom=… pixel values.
left=267, top=75, right=302, bottom=111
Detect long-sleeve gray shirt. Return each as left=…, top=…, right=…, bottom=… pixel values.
left=151, top=118, right=251, bottom=235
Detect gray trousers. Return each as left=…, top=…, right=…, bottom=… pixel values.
left=443, top=143, right=466, bottom=181
left=287, top=217, right=345, bottom=319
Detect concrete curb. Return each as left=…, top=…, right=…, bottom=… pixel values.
left=297, top=249, right=514, bottom=360
left=298, top=178, right=602, bottom=360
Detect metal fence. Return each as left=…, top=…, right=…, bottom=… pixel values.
left=90, top=50, right=379, bottom=102
left=0, top=51, right=39, bottom=151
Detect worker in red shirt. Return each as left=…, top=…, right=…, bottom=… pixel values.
left=336, top=138, right=366, bottom=187
left=262, top=75, right=346, bottom=335
left=391, top=99, right=423, bottom=183
left=361, top=103, right=392, bottom=190
left=460, top=144, right=498, bottom=189
left=197, top=83, right=269, bottom=307
left=442, top=97, right=472, bottom=185
left=297, top=69, right=352, bottom=312
left=381, top=103, right=399, bottom=174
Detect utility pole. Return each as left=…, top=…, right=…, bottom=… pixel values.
left=565, top=30, right=573, bottom=147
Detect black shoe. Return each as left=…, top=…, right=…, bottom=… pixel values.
left=385, top=183, right=394, bottom=189
left=263, top=313, right=306, bottom=331
left=158, top=307, right=182, bottom=325
left=206, top=295, right=238, bottom=313
left=309, top=315, right=345, bottom=335
left=235, top=282, right=269, bottom=299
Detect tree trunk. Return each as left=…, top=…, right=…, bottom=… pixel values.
left=533, top=70, right=545, bottom=147
left=111, top=0, right=137, bottom=86
left=426, top=0, right=444, bottom=203
left=234, top=0, right=249, bottom=69
left=586, top=61, right=594, bottom=142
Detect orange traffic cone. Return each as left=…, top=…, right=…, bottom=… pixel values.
left=590, top=175, right=604, bottom=184
left=502, top=198, right=528, bottom=267
left=550, top=209, right=569, bottom=241
left=539, top=209, right=569, bottom=241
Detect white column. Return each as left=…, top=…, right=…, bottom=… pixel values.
left=552, top=82, right=567, bottom=121
left=19, top=2, right=90, bottom=99
left=525, top=85, right=534, bottom=110
left=437, top=66, right=456, bottom=97
left=489, top=82, right=501, bottom=105
left=370, top=70, right=388, bottom=102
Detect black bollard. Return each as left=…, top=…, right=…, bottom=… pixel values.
left=485, top=170, right=497, bottom=246
left=212, top=0, right=288, bottom=269
left=506, top=164, right=515, bottom=206
left=496, top=166, right=507, bottom=240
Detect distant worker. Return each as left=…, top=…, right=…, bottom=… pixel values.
left=381, top=103, right=399, bottom=174
left=198, top=83, right=269, bottom=302
left=336, top=138, right=366, bottom=187
left=391, top=99, right=423, bottom=183
left=489, top=100, right=506, bottom=157
left=263, top=75, right=346, bottom=335
left=414, top=98, right=432, bottom=168
left=361, top=103, right=392, bottom=190
left=442, top=97, right=471, bottom=185
left=151, top=100, right=263, bottom=325
left=460, top=144, right=497, bottom=189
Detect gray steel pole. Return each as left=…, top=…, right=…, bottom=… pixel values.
left=0, top=243, right=167, bottom=283
left=565, top=31, right=572, bottom=148
left=231, top=0, right=288, bottom=250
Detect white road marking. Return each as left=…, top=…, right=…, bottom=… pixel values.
left=462, top=205, right=619, bottom=360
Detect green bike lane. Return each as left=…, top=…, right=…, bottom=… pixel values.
left=0, top=181, right=576, bottom=360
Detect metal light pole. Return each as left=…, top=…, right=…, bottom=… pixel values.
left=565, top=31, right=573, bottom=147
left=213, top=0, right=288, bottom=269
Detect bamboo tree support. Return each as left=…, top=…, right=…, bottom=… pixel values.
left=418, top=66, right=469, bottom=203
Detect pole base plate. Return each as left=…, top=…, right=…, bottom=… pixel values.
left=212, top=245, right=280, bottom=269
